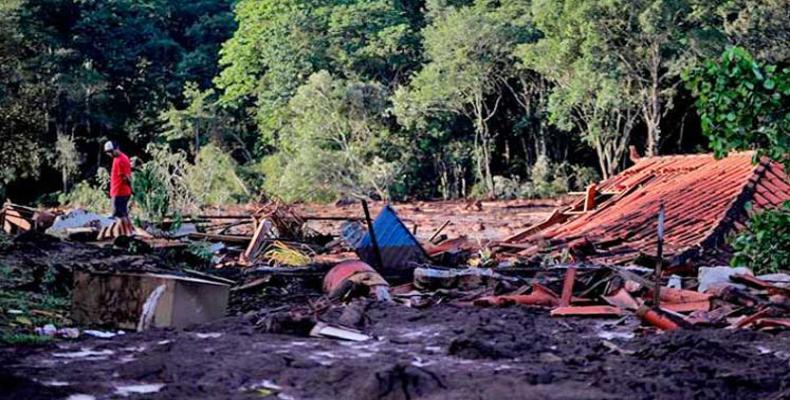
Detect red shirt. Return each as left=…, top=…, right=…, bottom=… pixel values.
left=110, top=152, right=132, bottom=197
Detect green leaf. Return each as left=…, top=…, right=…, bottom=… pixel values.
left=763, top=79, right=775, bottom=90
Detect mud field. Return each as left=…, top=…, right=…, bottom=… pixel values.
left=2, top=300, right=790, bottom=400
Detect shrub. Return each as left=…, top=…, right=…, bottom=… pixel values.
left=730, top=201, right=790, bottom=274
left=58, top=168, right=111, bottom=213
left=132, top=146, right=192, bottom=222
left=184, top=144, right=249, bottom=206
left=684, top=47, right=789, bottom=168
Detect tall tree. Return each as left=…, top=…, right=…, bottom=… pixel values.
left=216, top=0, right=421, bottom=145
left=593, top=0, right=726, bottom=156
left=263, top=71, right=403, bottom=201
left=394, top=0, right=528, bottom=197
left=520, top=0, right=641, bottom=178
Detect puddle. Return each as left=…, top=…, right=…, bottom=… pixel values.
left=240, top=379, right=282, bottom=392
left=114, top=383, right=165, bottom=396
left=66, top=395, right=95, bottom=400
left=195, top=332, right=223, bottom=339
left=596, top=330, right=635, bottom=340
left=52, top=349, right=115, bottom=359
left=41, top=380, right=69, bottom=387
left=121, top=346, right=147, bottom=353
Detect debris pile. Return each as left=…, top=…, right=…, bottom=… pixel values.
left=1, top=151, right=789, bottom=399
left=0, top=152, right=788, bottom=356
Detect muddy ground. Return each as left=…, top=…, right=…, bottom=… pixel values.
left=2, top=301, right=790, bottom=400
left=1, top=229, right=790, bottom=399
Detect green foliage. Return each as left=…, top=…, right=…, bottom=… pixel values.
left=132, top=145, right=193, bottom=221
left=54, top=136, right=80, bottom=184
left=132, top=143, right=249, bottom=219
left=216, top=0, right=420, bottom=143
left=1, top=333, right=54, bottom=346
left=718, top=0, right=789, bottom=63
left=184, top=144, right=249, bottom=205
left=730, top=202, right=790, bottom=274
left=481, top=157, right=598, bottom=200
left=395, top=0, right=534, bottom=196
left=4, top=0, right=789, bottom=205
left=0, top=0, right=235, bottom=199
left=0, top=262, right=70, bottom=345
left=684, top=47, right=789, bottom=167
left=262, top=71, right=404, bottom=202
left=187, top=241, right=216, bottom=264
left=160, top=82, right=216, bottom=150
left=58, top=168, right=111, bottom=213
left=0, top=1, right=46, bottom=195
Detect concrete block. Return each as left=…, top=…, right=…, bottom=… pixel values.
left=72, top=271, right=229, bottom=330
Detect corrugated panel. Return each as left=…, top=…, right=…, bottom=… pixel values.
left=356, top=205, right=427, bottom=271
left=510, top=152, right=790, bottom=265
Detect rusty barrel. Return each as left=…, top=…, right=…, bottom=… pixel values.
left=323, top=260, right=377, bottom=294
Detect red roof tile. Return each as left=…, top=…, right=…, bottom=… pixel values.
left=507, top=152, right=790, bottom=266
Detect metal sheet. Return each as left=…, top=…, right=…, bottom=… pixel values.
left=356, top=204, right=427, bottom=272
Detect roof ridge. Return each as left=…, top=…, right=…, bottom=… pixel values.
left=635, top=150, right=756, bottom=163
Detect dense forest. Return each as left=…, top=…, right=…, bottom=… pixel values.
left=0, top=0, right=787, bottom=207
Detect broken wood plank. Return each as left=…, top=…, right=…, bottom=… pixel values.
left=188, top=232, right=254, bottom=244
left=182, top=268, right=237, bottom=286
left=429, top=220, right=451, bottom=243
left=239, top=218, right=272, bottom=264
left=551, top=305, right=624, bottom=317
left=559, top=267, right=577, bottom=307
left=4, top=210, right=32, bottom=231
left=500, top=208, right=570, bottom=244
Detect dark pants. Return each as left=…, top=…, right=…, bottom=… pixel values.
left=112, top=196, right=130, bottom=218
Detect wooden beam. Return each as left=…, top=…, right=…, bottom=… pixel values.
left=188, top=232, right=253, bottom=244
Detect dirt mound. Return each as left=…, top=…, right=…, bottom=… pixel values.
left=339, top=363, right=446, bottom=400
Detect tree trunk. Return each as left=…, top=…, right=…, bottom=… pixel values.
left=644, top=42, right=662, bottom=157
left=57, top=124, right=69, bottom=193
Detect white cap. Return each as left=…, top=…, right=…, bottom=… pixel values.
left=103, top=141, right=115, bottom=152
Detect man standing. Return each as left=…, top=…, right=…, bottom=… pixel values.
left=104, top=141, right=134, bottom=236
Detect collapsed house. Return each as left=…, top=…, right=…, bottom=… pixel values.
left=498, top=151, right=789, bottom=266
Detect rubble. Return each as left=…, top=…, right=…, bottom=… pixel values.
left=0, top=151, right=788, bottom=399
left=497, top=152, right=790, bottom=266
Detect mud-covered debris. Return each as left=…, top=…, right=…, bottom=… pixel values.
left=324, top=260, right=391, bottom=302
left=310, top=322, right=369, bottom=341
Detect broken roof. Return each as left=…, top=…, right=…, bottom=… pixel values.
left=503, top=152, right=790, bottom=266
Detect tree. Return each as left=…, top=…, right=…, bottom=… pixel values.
left=0, top=0, right=48, bottom=198
left=160, top=82, right=255, bottom=161
left=264, top=71, right=403, bottom=201
left=0, top=0, right=238, bottom=197
left=394, top=1, right=525, bottom=197
left=520, top=0, right=641, bottom=179
left=592, top=0, right=726, bottom=157
left=717, top=0, right=789, bottom=64
left=160, top=82, right=216, bottom=155
left=684, top=46, right=789, bottom=167
left=216, top=0, right=421, bottom=145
